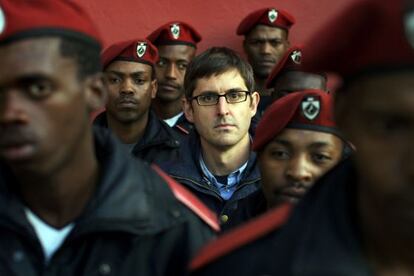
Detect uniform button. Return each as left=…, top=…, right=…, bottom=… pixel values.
left=220, top=215, right=229, bottom=223
left=170, top=209, right=181, bottom=218
left=174, top=140, right=180, bottom=146
left=12, top=250, right=24, bottom=262
left=99, top=263, right=111, bottom=275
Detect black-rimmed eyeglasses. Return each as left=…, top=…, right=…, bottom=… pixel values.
left=191, top=90, right=251, bottom=106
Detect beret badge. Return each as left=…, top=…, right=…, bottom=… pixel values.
left=301, top=96, right=320, bottom=121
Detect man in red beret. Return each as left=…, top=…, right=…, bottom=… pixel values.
left=94, top=38, right=181, bottom=164
left=250, top=46, right=328, bottom=131
left=148, top=21, right=201, bottom=136
left=237, top=8, right=295, bottom=116
left=220, top=89, right=349, bottom=222
left=251, top=90, right=347, bottom=211
left=0, top=1, right=218, bottom=274
left=190, top=0, right=414, bottom=274
left=266, top=46, right=328, bottom=100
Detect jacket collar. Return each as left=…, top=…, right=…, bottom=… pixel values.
left=0, top=128, right=184, bottom=237
left=290, top=160, right=371, bottom=275
left=165, top=131, right=260, bottom=184
left=93, top=111, right=180, bottom=151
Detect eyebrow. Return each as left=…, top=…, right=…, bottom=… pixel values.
left=198, top=88, right=247, bottom=95
left=308, top=141, right=332, bottom=149
left=15, top=74, right=51, bottom=84
left=271, top=139, right=292, bottom=147
left=271, top=139, right=332, bottom=149
left=106, top=71, right=148, bottom=77
left=159, top=57, right=190, bottom=63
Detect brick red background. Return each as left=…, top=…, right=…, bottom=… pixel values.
left=81, top=0, right=357, bottom=55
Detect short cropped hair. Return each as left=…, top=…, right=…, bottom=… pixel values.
left=59, top=37, right=102, bottom=80
left=184, top=47, right=255, bottom=99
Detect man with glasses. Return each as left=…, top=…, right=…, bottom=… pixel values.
left=160, top=47, right=261, bottom=231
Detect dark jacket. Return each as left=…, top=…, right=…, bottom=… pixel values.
left=192, top=159, right=373, bottom=276
left=160, top=132, right=261, bottom=231
left=93, top=111, right=181, bottom=165
left=0, top=128, right=216, bottom=276
left=172, top=113, right=195, bottom=137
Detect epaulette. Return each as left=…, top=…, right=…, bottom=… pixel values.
left=189, top=203, right=293, bottom=271
left=151, top=165, right=220, bottom=232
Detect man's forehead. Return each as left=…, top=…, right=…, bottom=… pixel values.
left=271, top=128, right=338, bottom=146
left=246, top=25, right=287, bottom=39
left=0, top=37, right=73, bottom=79
left=106, top=60, right=152, bottom=74
left=158, top=44, right=195, bottom=60
left=275, top=71, right=326, bottom=91
left=193, top=70, right=247, bottom=93
left=343, top=72, right=414, bottom=112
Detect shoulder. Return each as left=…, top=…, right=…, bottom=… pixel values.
left=151, top=164, right=220, bottom=232
left=174, top=114, right=194, bottom=135
left=92, top=111, right=107, bottom=127
left=190, top=203, right=293, bottom=271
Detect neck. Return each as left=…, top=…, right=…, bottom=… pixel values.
left=358, top=182, right=414, bottom=274
left=152, top=98, right=183, bottom=120
left=107, top=112, right=148, bottom=144
left=200, top=134, right=251, bottom=176
left=14, top=132, right=98, bottom=228
left=254, top=77, right=272, bottom=96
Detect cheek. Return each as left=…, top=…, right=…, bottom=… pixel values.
left=107, top=86, right=119, bottom=101
left=259, top=158, right=286, bottom=189
left=354, top=145, right=403, bottom=193
left=156, top=68, right=166, bottom=79
left=40, top=97, right=87, bottom=148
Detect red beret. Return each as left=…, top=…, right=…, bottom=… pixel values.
left=101, top=39, right=158, bottom=69
left=0, top=0, right=101, bottom=47
left=237, top=8, right=295, bottom=35
left=302, top=0, right=414, bottom=79
left=252, top=90, right=341, bottom=152
left=147, top=21, right=202, bottom=47
left=265, top=45, right=303, bottom=89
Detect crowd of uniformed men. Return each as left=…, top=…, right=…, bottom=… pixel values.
left=0, top=0, right=413, bottom=275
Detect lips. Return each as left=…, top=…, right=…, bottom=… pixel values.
left=0, top=143, right=36, bottom=162
left=159, top=82, right=180, bottom=92
left=116, top=97, right=138, bottom=108
left=215, top=124, right=235, bottom=129
left=258, top=60, right=276, bottom=67
left=278, top=187, right=307, bottom=201
left=0, top=131, right=37, bottom=162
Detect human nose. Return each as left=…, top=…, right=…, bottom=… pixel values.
left=285, top=155, right=313, bottom=185
left=0, top=90, right=29, bottom=125
left=120, top=79, right=135, bottom=95
left=216, top=95, right=230, bottom=116
left=165, top=63, right=178, bottom=80
left=260, top=41, right=273, bottom=55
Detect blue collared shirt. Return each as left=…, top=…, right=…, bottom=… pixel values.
left=199, top=155, right=248, bottom=200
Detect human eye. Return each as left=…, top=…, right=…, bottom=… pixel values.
left=198, top=93, right=217, bottom=105
left=269, top=39, right=283, bottom=47
left=247, top=39, right=262, bottom=46
left=226, top=91, right=245, bottom=102
left=23, top=79, right=54, bottom=99
left=269, top=148, right=290, bottom=160
left=106, top=75, right=121, bottom=85
left=156, top=59, right=167, bottom=67
left=134, top=77, right=146, bottom=85
left=375, top=118, right=409, bottom=134
left=312, top=153, right=332, bottom=164
left=177, top=62, right=188, bottom=71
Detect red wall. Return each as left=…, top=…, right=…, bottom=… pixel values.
left=81, top=0, right=358, bottom=56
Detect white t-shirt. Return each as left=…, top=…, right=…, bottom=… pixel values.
left=25, top=208, right=74, bottom=263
